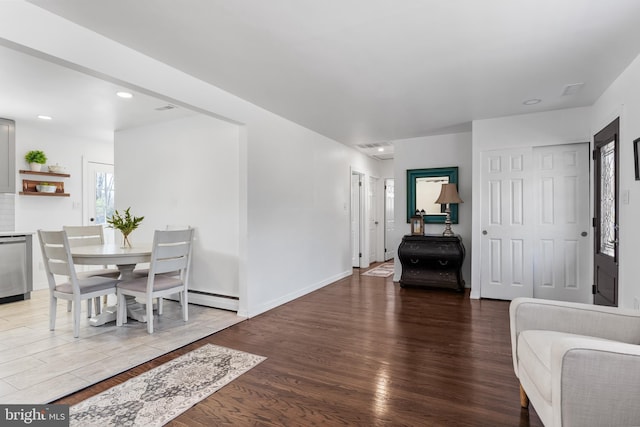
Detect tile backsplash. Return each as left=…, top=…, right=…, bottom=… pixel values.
left=0, top=193, right=15, bottom=231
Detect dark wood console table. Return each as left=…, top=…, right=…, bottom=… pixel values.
left=398, top=234, right=465, bottom=291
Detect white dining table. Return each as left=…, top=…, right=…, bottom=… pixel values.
left=71, top=243, right=152, bottom=326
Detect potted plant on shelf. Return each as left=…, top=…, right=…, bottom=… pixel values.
left=106, top=207, right=144, bottom=248
left=24, top=150, right=47, bottom=171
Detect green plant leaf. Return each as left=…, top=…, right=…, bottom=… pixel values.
left=24, top=150, right=47, bottom=164
left=106, top=207, right=144, bottom=237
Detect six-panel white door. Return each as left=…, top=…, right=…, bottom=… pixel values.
left=480, top=148, right=534, bottom=299
left=368, top=176, right=379, bottom=263
left=384, top=179, right=395, bottom=261
left=532, top=143, right=590, bottom=303
left=480, top=144, right=590, bottom=302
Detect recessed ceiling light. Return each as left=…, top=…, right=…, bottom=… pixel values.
left=116, top=91, right=133, bottom=99
left=523, top=98, right=542, bottom=105
left=378, top=147, right=385, bottom=152
left=37, top=115, right=52, bottom=120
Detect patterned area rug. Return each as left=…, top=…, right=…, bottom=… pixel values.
left=70, top=344, right=265, bottom=427
left=361, top=261, right=394, bottom=277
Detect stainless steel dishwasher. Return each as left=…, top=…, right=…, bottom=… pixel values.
left=0, top=234, right=33, bottom=302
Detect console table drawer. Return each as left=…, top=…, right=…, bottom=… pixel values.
left=398, top=234, right=465, bottom=291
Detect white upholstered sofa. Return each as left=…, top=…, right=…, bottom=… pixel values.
left=510, top=297, right=640, bottom=427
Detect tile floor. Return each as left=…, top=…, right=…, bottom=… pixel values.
left=0, top=289, right=245, bottom=403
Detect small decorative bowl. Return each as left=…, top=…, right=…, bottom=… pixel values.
left=48, top=165, right=66, bottom=173
left=36, top=185, right=57, bottom=193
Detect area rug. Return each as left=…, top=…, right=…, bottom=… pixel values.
left=361, top=261, right=394, bottom=277
left=70, top=344, right=265, bottom=427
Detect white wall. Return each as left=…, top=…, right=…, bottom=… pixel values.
left=379, top=159, right=394, bottom=178
left=470, top=107, right=591, bottom=298
left=0, top=3, right=382, bottom=316
left=393, top=132, right=473, bottom=284
left=14, top=123, right=113, bottom=289
left=246, top=118, right=381, bottom=314
left=591, top=52, right=640, bottom=309
left=115, top=115, right=240, bottom=306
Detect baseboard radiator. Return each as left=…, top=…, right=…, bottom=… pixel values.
left=185, top=289, right=239, bottom=312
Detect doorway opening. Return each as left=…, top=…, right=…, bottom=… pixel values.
left=351, top=171, right=364, bottom=268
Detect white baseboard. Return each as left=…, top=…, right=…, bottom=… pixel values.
left=186, top=291, right=239, bottom=311
left=244, top=269, right=352, bottom=318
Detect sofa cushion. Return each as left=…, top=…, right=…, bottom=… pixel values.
left=517, top=330, right=613, bottom=404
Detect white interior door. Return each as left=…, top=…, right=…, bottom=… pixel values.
left=384, top=178, right=395, bottom=261
left=532, top=143, right=590, bottom=303
left=368, top=176, right=379, bottom=264
left=480, top=144, right=591, bottom=301
left=480, top=148, right=534, bottom=300
left=84, top=160, right=115, bottom=244
left=351, top=172, right=362, bottom=268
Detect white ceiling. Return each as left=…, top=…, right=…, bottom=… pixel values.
left=0, top=44, right=197, bottom=142
left=11, top=1, right=640, bottom=157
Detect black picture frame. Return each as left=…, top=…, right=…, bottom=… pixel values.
left=635, top=137, right=640, bottom=181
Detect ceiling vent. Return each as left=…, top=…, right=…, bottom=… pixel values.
left=561, top=83, right=584, bottom=96
left=355, top=141, right=392, bottom=149
left=155, top=104, right=177, bottom=111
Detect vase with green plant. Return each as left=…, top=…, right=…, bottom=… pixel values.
left=106, top=207, right=144, bottom=248
left=24, top=150, right=47, bottom=171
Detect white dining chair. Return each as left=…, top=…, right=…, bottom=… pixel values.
left=63, top=225, right=120, bottom=279
left=132, top=225, right=191, bottom=279
left=63, top=225, right=120, bottom=316
left=116, top=228, right=194, bottom=334
left=37, top=230, right=119, bottom=338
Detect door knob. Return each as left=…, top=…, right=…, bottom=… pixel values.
left=581, top=231, right=588, bottom=237
left=482, top=230, right=488, bottom=235
left=90, top=217, right=95, bottom=222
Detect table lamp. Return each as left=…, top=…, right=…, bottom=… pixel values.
left=435, top=183, right=463, bottom=236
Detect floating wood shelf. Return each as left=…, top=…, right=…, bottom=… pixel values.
left=19, top=191, right=70, bottom=197
left=19, top=169, right=70, bottom=178
left=20, top=179, right=69, bottom=197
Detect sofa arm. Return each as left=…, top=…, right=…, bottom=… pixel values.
left=510, top=298, right=640, bottom=374
left=550, top=337, right=640, bottom=427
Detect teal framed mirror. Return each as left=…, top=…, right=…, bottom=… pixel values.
left=406, top=166, right=459, bottom=223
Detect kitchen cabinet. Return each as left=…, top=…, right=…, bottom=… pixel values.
left=0, top=118, right=16, bottom=193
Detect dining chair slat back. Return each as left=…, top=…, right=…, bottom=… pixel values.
left=38, top=230, right=119, bottom=338
left=116, top=228, right=195, bottom=334
left=62, top=225, right=120, bottom=279
left=132, top=225, right=191, bottom=279
left=63, top=225, right=104, bottom=247
left=41, top=234, right=74, bottom=277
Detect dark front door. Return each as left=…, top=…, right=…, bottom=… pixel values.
left=593, top=118, right=619, bottom=306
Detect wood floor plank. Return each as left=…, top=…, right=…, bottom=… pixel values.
left=55, top=267, right=543, bottom=426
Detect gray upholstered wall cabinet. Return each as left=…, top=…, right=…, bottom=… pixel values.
left=0, top=118, right=16, bottom=193
left=398, top=234, right=465, bottom=291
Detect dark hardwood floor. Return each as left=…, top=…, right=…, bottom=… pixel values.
left=56, top=265, right=543, bottom=426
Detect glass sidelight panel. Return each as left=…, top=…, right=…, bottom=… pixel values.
left=94, top=171, right=115, bottom=226
left=599, top=140, right=616, bottom=258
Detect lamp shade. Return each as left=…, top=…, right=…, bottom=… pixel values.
left=435, top=183, right=463, bottom=204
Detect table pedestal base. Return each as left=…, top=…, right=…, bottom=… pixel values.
left=89, top=296, right=155, bottom=326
